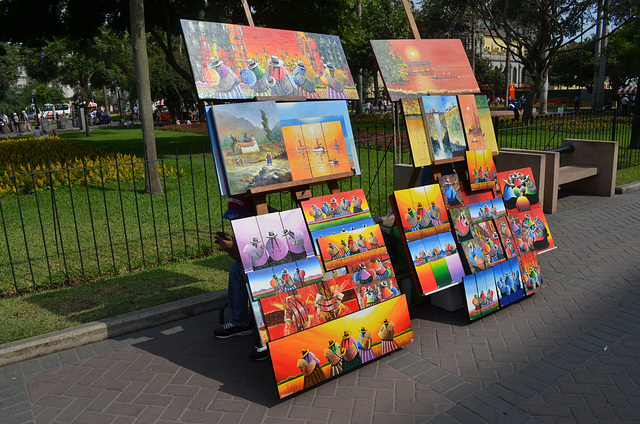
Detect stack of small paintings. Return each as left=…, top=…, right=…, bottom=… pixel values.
left=391, top=183, right=466, bottom=295
left=208, top=100, right=358, bottom=196
left=234, top=192, right=412, bottom=399
left=181, top=20, right=358, bottom=100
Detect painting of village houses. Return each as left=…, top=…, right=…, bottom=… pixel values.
left=211, top=101, right=292, bottom=195
left=181, top=19, right=358, bottom=100
left=370, top=39, right=480, bottom=101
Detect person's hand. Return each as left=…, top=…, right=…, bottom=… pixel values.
left=215, top=232, right=240, bottom=261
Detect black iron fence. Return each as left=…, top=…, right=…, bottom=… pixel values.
left=1, top=110, right=637, bottom=297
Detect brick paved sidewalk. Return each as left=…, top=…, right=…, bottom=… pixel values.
left=2, top=190, right=640, bottom=424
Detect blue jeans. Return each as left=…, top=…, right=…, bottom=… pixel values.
left=228, top=260, right=250, bottom=326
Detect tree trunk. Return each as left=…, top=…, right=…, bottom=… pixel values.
left=355, top=71, right=364, bottom=114
left=522, top=74, right=544, bottom=124
left=540, top=75, right=548, bottom=115
left=631, top=83, right=640, bottom=149
left=102, top=85, right=109, bottom=114
left=596, top=2, right=609, bottom=111
left=373, top=70, right=380, bottom=107
left=592, top=0, right=603, bottom=110
left=130, top=0, right=163, bottom=195
left=504, top=35, right=511, bottom=109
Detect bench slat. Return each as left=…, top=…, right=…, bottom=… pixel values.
left=557, top=165, right=599, bottom=185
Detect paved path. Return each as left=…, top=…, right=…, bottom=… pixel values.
left=2, top=190, right=640, bottom=424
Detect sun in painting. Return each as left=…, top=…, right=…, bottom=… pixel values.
left=404, top=47, right=420, bottom=61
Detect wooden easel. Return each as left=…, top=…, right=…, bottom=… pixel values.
left=248, top=171, right=354, bottom=214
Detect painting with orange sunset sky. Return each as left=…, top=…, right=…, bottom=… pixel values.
left=371, top=39, right=480, bottom=102
left=268, top=294, right=413, bottom=399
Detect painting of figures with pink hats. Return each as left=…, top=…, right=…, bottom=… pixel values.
left=180, top=19, right=359, bottom=100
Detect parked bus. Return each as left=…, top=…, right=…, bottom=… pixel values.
left=40, top=103, right=72, bottom=119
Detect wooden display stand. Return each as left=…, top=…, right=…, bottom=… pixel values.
left=247, top=171, right=354, bottom=214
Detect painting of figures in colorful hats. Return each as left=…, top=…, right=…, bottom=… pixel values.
left=181, top=19, right=358, bottom=100
left=370, top=39, right=479, bottom=102
left=268, top=294, right=413, bottom=399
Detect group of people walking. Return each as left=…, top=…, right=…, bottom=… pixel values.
left=0, top=111, right=33, bottom=133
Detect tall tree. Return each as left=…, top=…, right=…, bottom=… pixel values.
left=131, top=0, right=163, bottom=195
left=477, top=0, right=596, bottom=122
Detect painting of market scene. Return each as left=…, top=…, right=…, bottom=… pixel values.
left=181, top=19, right=358, bottom=100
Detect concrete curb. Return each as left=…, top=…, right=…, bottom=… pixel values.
left=0, top=290, right=227, bottom=367
left=615, top=181, right=640, bottom=194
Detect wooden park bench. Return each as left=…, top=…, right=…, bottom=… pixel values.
left=496, top=139, right=619, bottom=214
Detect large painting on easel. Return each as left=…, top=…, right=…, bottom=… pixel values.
left=370, top=39, right=480, bottom=101
left=181, top=19, right=358, bottom=100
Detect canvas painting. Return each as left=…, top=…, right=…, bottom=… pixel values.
left=256, top=213, right=294, bottom=267
left=438, top=231, right=466, bottom=283
left=181, top=20, right=358, bottom=100
left=281, top=124, right=313, bottom=180
left=470, top=220, right=506, bottom=266
left=211, top=101, right=292, bottom=195
left=506, top=257, right=526, bottom=303
left=497, top=167, right=540, bottom=213
left=289, top=121, right=350, bottom=178
left=438, top=173, right=464, bottom=209
left=204, top=106, right=228, bottom=196
left=308, top=217, right=376, bottom=256
left=407, top=238, right=437, bottom=294
left=300, top=188, right=372, bottom=233
left=475, top=267, right=500, bottom=317
left=393, top=184, right=450, bottom=242
left=463, top=273, right=482, bottom=321
left=450, top=206, right=474, bottom=242
left=458, top=94, right=486, bottom=150
left=401, top=98, right=433, bottom=167
left=419, top=233, right=454, bottom=288
left=460, top=237, right=489, bottom=273
left=519, top=251, right=544, bottom=295
left=260, top=276, right=360, bottom=341
left=370, top=39, right=480, bottom=101
left=317, top=224, right=387, bottom=271
left=492, top=261, right=512, bottom=308
left=232, top=215, right=270, bottom=272
left=251, top=297, right=270, bottom=347
left=279, top=209, right=315, bottom=261
left=277, top=101, right=360, bottom=174
left=268, top=294, right=413, bottom=399
left=354, top=278, right=401, bottom=309
left=493, top=217, right=519, bottom=259
left=466, top=149, right=497, bottom=191
left=508, top=215, right=531, bottom=255
left=475, top=95, right=499, bottom=153
left=517, top=209, right=555, bottom=253
left=421, top=96, right=468, bottom=161
left=345, top=252, right=395, bottom=287
left=247, top=256, right=325, bottom=301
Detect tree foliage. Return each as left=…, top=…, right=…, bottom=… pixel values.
left=606, top=19, right=640, bottom=90
left=477, top=0, right=597, bottom=121
left=416, top=0, right=476, bottom=38
left=549, top=40, right=596, bottom=89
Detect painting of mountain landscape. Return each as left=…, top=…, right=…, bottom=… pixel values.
left=211, top=101, right=292, bottom=195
